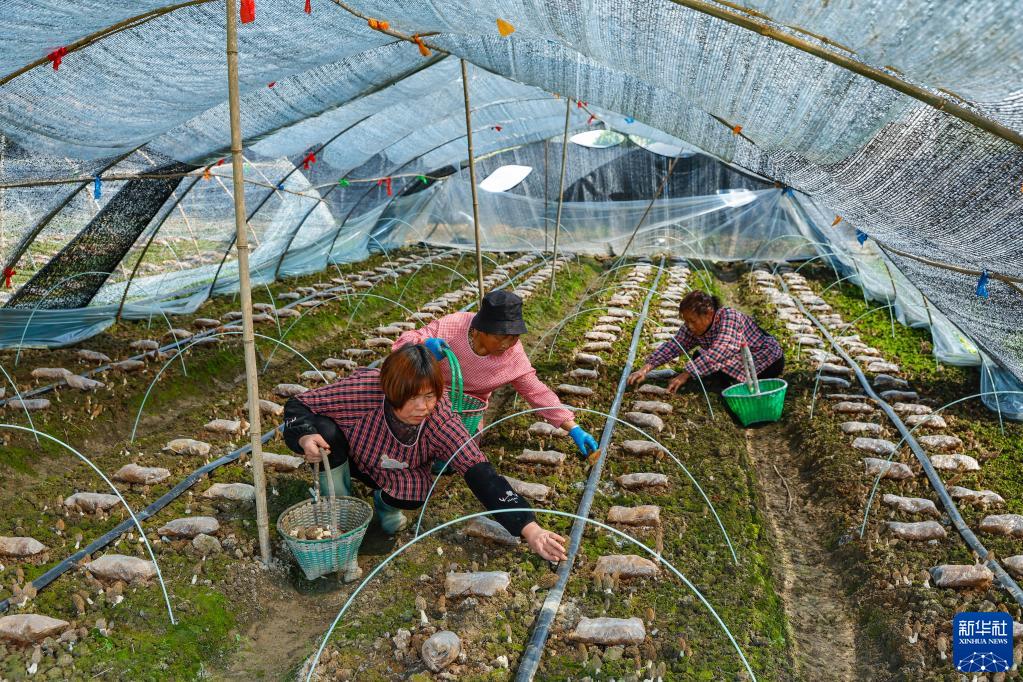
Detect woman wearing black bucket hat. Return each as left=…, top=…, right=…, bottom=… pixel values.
left=393, top=290, right=599, bottom=458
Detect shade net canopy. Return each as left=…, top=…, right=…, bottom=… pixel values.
left=0, top=0, right=1020, bottom=416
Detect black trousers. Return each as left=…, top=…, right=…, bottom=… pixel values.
left=282, top=412, right=422, bottom=510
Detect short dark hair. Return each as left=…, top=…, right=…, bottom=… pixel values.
left=678, top=290, right=720, bottom=316
left=380, top=345, right=445, bottom=407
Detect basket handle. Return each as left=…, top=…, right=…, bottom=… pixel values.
left=741, top=343, right=759, bottom=394
left=316, top=447, right=339, bottom=535
left=442, top=347, right=466, bottom=413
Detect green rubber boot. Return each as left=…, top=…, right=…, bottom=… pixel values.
left=373, top=489, right=409, bottom=535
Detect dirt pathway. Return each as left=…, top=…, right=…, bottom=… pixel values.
left=745, top=423, right=875, bottom=681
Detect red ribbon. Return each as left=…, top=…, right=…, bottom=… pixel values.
left=240, top=0, right=255, bottom=23
left=492, top=125, right=502, bottom=132
left=576, top=100, right=587, bottom=108
left=304, top=0, right=311, bottom=13
left=2, top=267, right=15, bottom=288
left=47, top=47, right=68, bottom=71
left=267, top=81, right=276, bottom=88
left=587, top=115, right=596, bottom=125
left=302, top=152, right=316, bottom=170
left=378, top=177, right=392, bottom=196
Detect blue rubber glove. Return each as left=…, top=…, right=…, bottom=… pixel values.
left=568, top=425, right=598, bottom=457
left=423, top=337, right=449, bottom=361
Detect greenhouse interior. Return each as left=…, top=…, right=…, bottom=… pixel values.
left=1, top=1, right=1022, bottom=680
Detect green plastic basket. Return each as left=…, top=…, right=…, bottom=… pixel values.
left=443, top=348, right=488, bottom=435
left=721, top=378, right=788, bottom=426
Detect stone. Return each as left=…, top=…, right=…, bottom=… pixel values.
left=344, top=348, right=374, bottom=358
left=85, top=554, right=157, bottom=582
left=582, top=342, right=614, bottom=352
left=192, top=534, right=222, bottom=556
left=157, top=516, right=219, bottom=539
left=882, top=494, right=940, bottom=517
left=607, top=505, right=661, bottom=526
left=64, top=492, right=120, bottom=512
left=112, top=464, right=171, bottom=485
left=929, top=454, right=980, bottom=472
left=617, top=473, right=668, bottom=491
left=464, top=518, right=519, bottom=546
left=794, top=335, right=823, bottom=347
left=374, top=325, right=405, bottom=336
left=164, top=329, right=193, bottom=340
left=606, top=307, right=634, bottom=318
left=364, top=337, right=392, bottom=349
left=1003, top=556, right=1023, bottom=579
left=273, top=383, right=308, bottom=398
left=635, top=384, right=669, bottom=396
left=818, top=362, right=852, bottom=375
left=840, top=421, right=883, bottom=435
left=0, top=537, right=47, bottom=558
left=593, top=554, right=660, bottom=579
left=887, top=521, right=946, bottom=541
left=979, top=515, right=1023, bottom=538
left=300, top=370, right=337, bottom=384
left=204, top=419, right=244, bottom=435
left=75, top=350, right=111, bottom=363
left=852, top=438, right=898, bottom=456
left=202, top=482, right=256, bottom=502
left=623, top=412, right=664, bottom=432
left=112, top=359, right=145, bottom=373
left=862, top=457, right=914, bottom=480
left=948, top=486, right=1004, bottom=507
left=818, top=376, right=851, bottom=388
left=162, top=438, right=211, bottom=456
left=833, top=401, right=874, bottom=415
left=930, top=564, right=993, bottom=590
left=574, top=353, right=603, bottom=367
left=585, top=331, right=617, bottom=342
left=569, top=368, right=599, bottom=381
left=517, top=449, right=566, bottom=466
left=631, top=400, right=672, bottom=415
left=31, top=368, right=71, bottom=380
left=879, top=390, right=919, bottom=402
left=854, top=354, right=884, bottom=365
left=261, top=452, right=304, bottom=472
left=557, top=384, right=594, bottom=397
left=5, top=398, right=50, bottom=411
left=322, top=358, right=358, bottom=371
left=873, top=374, right=909, bottom=390
left=645, top=369, right=677, bottom=381
left=592, top=324, right=622, bottom=334
left=918, top=434, right=963, bottom=453
left=192, top=318, right=221, bottom=329
left=421, top=631, right=461, bottom=672
left=621, top=440, right=660, bottom=457
left=130, top=340, right=160, bottom=352
left=867, top=361, right=900, bottom=374
left=445, top=571, right=510, bottom=597
left=504, top=477, right=551, bottom=502
left=527, top=422, right=568, bottom=438
left=0, top=615, right=69, bottom=645
left=569, top=617, right=646, bottom=645
left=259, top=399, right=284, bottom=417
left=905, top=414, right=947, bottom=429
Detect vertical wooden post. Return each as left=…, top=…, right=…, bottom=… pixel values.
left=543, top=139, right=549, bottom=253
left=226, top=0, right=270, bottom=564
left=549, top=97, right=571, bottom=296
left=461, top=59, right=485, bottom=302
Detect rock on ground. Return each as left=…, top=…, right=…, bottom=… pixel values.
left=833, top=401, right=874, bottom=415
left=569, top=617, right=646, bottom=645
left=85, top=554, right=157, bottom=582
left=112, top=464, right=171, bottom=485
left=464, top=518, right=519, bottom=546
left=930, top=564, right=993, bottom=590
left=516, top=449, right=566, bottom=466
left=617, top=473, right=668, bottom=491
left=593, top=555, right=659, bottom=579
left=635, top=384, right=669, bottom=396
left=881, top=494, right=940, bottom=517
left=631, top=400, right=672, bottom=415
left=6, top=398, right=50, bottom=411
left=862, top=457, right=914, bottom=480
left=905, top=414, right=947, bottom=429
left=841, top=422, right=882, bottom=435
left=929, top=454, right=980, bottom=472
left=204, top=419, right=244, bottom=435
left=421, top=630, right=461, bottom=672
left=568, top=368, right=599, bottom=381
left=202, top=482, right=256, bottom=502
left=948, top=486, right=1004, bottom=507
left=0, top=614, right=69, bottom=645
left=64, top=492, right=121, bottom=512
left=259, top=399, right=284, bottom=417
left=893, top=402, right=932, bottom=416
left=0, top=537, right=47, bottom=558
left=273, top=383, right=308, bottom=398
left=445, top=571, right=510, bottom=597
left=917, top=434, right=963, bottom=453
left=162, top=438, right=211, bottom=456
left=1004, top=556, right=1023, bottom=579
left=607, top=505, right=661, bottom=527
left=574, top=353, right=603, bottom=367
left=192, top=534, right=222, bottom=556
left=621, top=440, right=660, bottom=456
left=527, top=422, right=567, bottom=438
left=886, top=520, right=946, bottom=541
left=301, top=370, right=337, bottom=384
left=557, top=384, right=594, bottom=397
left=504, top=476, right=551, bottom=502
left=852, top=438, right=898, bottom=456
left=979, top=514, right=1023, bottom=538
left=623, top=412, right=665, bottom=432
left=157, top=516, right=220, bottom=539
left=261, top=452, right=304, bottom=472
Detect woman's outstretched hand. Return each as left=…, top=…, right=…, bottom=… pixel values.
left=521, top=522, right=568, bottom=562
left=297, top=433, right=330, bottom=462
left=627, top=363, right=653, bottom=387
left=667, top=371, right=690, bottom=394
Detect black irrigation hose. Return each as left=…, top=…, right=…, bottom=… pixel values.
left=775, top=275, right=1023, bottom=608
left=0, top=253, right=536, bottom=615
left=516, top=256, right=665, bottom=681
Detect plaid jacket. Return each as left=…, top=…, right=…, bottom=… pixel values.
left=294, top=368, right=486, bottom=501
left=645, top=307, right=782, bottom=381
left=394, top=312, right=573, bottom=427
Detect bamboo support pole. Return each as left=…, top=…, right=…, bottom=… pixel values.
left=225, top=0, right=271, bottom=565
left=549, top=98, right=572, bottom=296
left=461, top=60, right=485, bottom=301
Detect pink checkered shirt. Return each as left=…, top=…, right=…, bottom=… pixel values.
left=296, top=368, right=486, bottom=501
left=393, top=312, right=573, bottom=427
left=645, top=307, right=782, bottom=381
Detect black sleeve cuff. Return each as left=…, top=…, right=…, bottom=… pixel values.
left=463, top=461, right=535, bottom=537
left=282, top=397, right=319, bottom=453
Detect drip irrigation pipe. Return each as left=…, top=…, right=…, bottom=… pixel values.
left=515, top=256, right=665, bottom=681
left=0, top=253, right=536, bottom=614
left=775, top=275, right=1023, bottom=608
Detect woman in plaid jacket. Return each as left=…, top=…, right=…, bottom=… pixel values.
left=628, top=290, right=783, bottom=393
left=283, top=344, right=568, bottom=578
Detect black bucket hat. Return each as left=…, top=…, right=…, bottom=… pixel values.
left=471, top=290, right=528, bottom=336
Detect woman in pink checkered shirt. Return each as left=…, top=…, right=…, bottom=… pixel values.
left=628, top=290, right=783, bottom=393
left=393, top=290, right=599, bottom=458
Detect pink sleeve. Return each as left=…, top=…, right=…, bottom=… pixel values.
left=510, top=366, right=574, bottom=428
left=392, top=318, right=442, bottom=351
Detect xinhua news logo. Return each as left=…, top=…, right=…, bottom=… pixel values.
left=953, top=612, right=1013, bottom=673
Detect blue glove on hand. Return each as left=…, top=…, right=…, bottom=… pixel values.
left=423, top=337, right=449, bottom=360
left=568, top=425, right=599, bottom=457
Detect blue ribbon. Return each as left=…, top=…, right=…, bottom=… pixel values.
left=624, top=117, right=635, bottom=124
left=855, top=229, right=868, bottom=245
left=93, top=175, right=102, bottom=200
left=976, top=270, right=990, bottom=299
